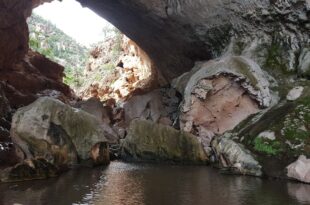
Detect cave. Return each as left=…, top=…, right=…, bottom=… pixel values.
left=0, top=0, right=310, bottom=204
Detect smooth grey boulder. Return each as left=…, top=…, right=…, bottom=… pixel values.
left=212, top=135, right=262, bottom=176
left=11, top=97, right=109, bottom=166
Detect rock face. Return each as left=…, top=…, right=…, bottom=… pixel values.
left=11, top=97, right=110, bottom=167
left=121, top=119, right=208, bottom=163
left=0, top=0, right=32, bottom=69
left=287, top=155, right=310, bottom=183
left=173, top=56, right=270, bottom=150
left=0, top=50, right=73, bottom=108
left=122, top=88, right=180, bottom=127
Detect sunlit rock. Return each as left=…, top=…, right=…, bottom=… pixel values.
left=79, top=35, right=157, bottom=102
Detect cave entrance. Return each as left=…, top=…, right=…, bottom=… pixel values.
left=28, top=0, right=156, bottom=102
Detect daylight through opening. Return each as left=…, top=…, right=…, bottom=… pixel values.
left=28, top=0, right=156, bottom=102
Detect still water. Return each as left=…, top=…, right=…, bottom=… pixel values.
left=0, top=161, right=309, bottom=205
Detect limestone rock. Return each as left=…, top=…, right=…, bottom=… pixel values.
left=175, top=56, right=271, bottom=108
left=175, top=56, right=270, bottom=148
left=287, top=86, right=304, bottom=101
left=212, top=136, right=262, bottom=176
left=121, top=119, right=208, bottom=163
left=11, top=97, right=110, bottom=166
left=75, top=97, right=112, bottom=124
left=123, top=90, right=164, bottom=125
left=257, top=131, right=276, bottom=141
left=298, top=49, right=310, bottom=77
left=123, top=88, right=180, bottom=127
left=287, top=155, right=310, bottom=183
left=74, top=97, right=119, bottom=142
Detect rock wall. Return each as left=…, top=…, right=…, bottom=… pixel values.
left=0, top=50, right=73, bottom=108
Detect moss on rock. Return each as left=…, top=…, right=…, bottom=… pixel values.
left=121, top=119, right=208, bottom=163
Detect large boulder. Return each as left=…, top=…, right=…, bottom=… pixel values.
left=11, top=97, right=110, bottom=167
left=74, top=97, right=119, bottom=143
left=121, top=119, right=208, bottom=163
left=287, top=155, right=310, bottom=183
left=211, top=135, right=262, bottom=176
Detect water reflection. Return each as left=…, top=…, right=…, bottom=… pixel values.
left=0, top=162, right=309, bottom=205
left=288, top=182, right=310, bottom=204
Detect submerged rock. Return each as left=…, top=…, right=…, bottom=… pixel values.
left=212, top=135, right=262, bottom=176
left=287, top=155, right=310, bottom=183
left=10, top=97, right=110, bottom=167
left=0, top=158, right=58, bottom=183
left=121, top=119, right=208, bottom=163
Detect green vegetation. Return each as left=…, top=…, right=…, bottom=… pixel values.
left=27, top=14, right=124, bottom=92
left=253, top=137, right=282, bottom=156
left=27, top=14, right=88, bottom=88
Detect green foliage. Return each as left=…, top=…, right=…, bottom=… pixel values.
left=253, top=137, right=282, bottom=156
left=63, top=67, right=83, bottom=87
left=28, top=13, right=124, bottom=91
left=27, top=14, right=88, bottom=88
